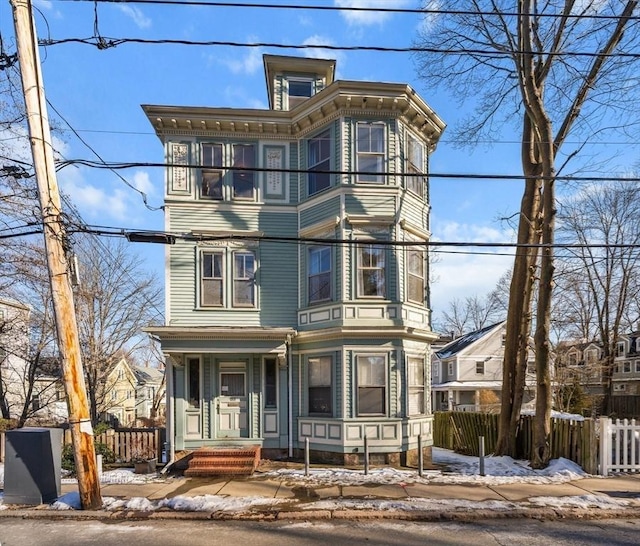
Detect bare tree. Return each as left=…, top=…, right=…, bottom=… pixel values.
left=415, top=0, right=639, bottom=465
left=71, top=235, right=163, bottom=424
left=440, top=293, right=506, bottom=337
left=556, top=182, right=640, bottom=412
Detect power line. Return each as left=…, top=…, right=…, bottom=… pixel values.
left=50, top=0, right=640, bottom=21
left=55, top=159, right=640, bottom=184
left=38, top=36, right=640, bottom=58
left=65, top=223, right=640, bottom=251
left=46, top=100, right=163, bottom=211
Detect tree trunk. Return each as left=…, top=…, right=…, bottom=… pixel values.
left=495, top=114, right=542, bottom=456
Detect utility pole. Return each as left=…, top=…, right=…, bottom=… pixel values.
left=10, top=0, right=102, bottom=509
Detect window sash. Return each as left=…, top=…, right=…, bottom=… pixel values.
left=201, top=144, right=223, bottom=199
left=408, top=357, right=425, bottom=415
left=233, top=251, right=256, bottom=307
left=357, top=355, right=386, bottom=415
left=357, top=123, right=384, bottom=183
left=232, top=144, right=255, bottom=199
left=308, top=246, right=331, bottom=303
left=476, top=361, right=485, bottom=374
left=407, top=249, right=424, bottom=303
left=358, top=244, right=386, bottom=298
left=264, top=358, right=278, bottom=409
left=308, top=130, right=331, bottom=195
left=406, top=135, right=425, bottom=196
left=309, top=356, right=332, bottom=415
left=201, top=252, right=224, bottom=307
left=187, top=358, right=200, bottom=409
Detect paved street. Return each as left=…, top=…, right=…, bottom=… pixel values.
left=1, top=517, right=640, bottom=546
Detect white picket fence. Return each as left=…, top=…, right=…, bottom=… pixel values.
left=599, top=417, right=640, bottom=475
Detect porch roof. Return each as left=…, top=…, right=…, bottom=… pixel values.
left=143, top=326, right=297, bottom=342
left=431, top=381, right=503, bottom=391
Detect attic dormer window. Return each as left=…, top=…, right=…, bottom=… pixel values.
left=288, top=79, right=313, bottom=109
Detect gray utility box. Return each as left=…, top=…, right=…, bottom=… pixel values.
left=3, top=427, right=63, bottom=505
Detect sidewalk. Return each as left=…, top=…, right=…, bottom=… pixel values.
left=2, top=466, right=640, bottom=522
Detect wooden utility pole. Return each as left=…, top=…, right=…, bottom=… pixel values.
left=10, top=0, right=102, bottom=509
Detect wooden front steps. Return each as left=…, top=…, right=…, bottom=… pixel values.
left=184, top=446, right=261, bottom=477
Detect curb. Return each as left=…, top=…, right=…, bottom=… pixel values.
left=1, top=505, right=639, bottom=523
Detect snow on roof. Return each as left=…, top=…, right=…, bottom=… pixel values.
left=435, top=322, right=505, bottom=359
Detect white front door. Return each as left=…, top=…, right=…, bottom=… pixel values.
left=217, top=363, right=247, bottom=438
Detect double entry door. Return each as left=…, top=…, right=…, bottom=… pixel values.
left=216, top=362, right=248, bottom=438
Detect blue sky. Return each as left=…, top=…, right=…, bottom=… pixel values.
left=1, top=0, right=530, bottom=325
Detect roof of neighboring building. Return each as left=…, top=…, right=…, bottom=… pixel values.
left=133, top=365, right=164, bottom=385
left=435, top=321, right=505, bottom=360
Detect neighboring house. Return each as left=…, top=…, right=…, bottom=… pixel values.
left=554, top=340, right=604, bottom=396
left=0, top=298, right=66, bottom=424
left=133, top=364, right=166, bottom=423
left=101, top=357, right=137, bottom=427
left=144, top=54, right=445, bottom=464
left=0, top=298, right=31, bottom=417
left=431, top=321, right=536, bottom=412
left=612, top=331, right=640, bottom=395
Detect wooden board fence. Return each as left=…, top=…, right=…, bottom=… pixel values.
left=433, top=412, right=597, bottom=474
left=62, top=427, right=164, bottom=463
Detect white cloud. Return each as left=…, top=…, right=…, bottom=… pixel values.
left=429, top=220, right=514, bottom=316
left=116, top=6, right=152, bottom=30
left=58, top=167, right=155, bottom=224
left=222, top=47, right=263, bottom=76
left=334, top=0, right=413, bottom=26
left=302, top=35, right=341, bottom=61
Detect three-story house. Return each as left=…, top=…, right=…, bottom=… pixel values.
left=144, top=54, right=445, bottom=465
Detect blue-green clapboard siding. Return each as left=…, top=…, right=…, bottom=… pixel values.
left=204, top=356, right=213, bottom=439
left=398, top=195, right=430, bottom=233
left=299, top=196, right=341, bottom=230
left=167, top=206, right=298, bottom=326
left=252, top=356, right=260, bottom=438
left=344, top=193, right=397, bottom=217
left=289, top=142, right=299, bottom=203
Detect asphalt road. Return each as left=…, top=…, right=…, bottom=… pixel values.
left=0, top=517, right=639, bottom=546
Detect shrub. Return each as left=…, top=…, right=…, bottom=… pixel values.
left=62, top=442, right=116, bottom=473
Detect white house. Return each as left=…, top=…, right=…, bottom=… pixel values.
left=431, top=321, right=537, bottom=412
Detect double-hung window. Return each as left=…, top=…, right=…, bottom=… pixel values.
left=308, top=356, right=332, bottom=416
left=201, top=251, right=224, bottom=307
left=201, top=143, right=223, bottom=199
left=264, top=357, right=278, bottom=409
left=406, top=134, right=425, bottom=197
left=358, top=243, right=386, bottom=298
left=232, top=144, right=255, bottom=199
left=308, top=130, right=331, bottom=195
left=233, top=251, right=256, bottom=307
left=476, top=361, right=485, bottom=375
left=357, top=355, right=386, bottom=415
left=356, top=122, right=385, bottom=183
left=408, top=357, right=425, bottom=415
left=407, top=248, right=425, bottom=304
left=308, top=246, right=331, bottom=304
left=288, top=79, right=313, bottom=109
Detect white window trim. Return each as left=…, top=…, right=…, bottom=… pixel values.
left=263, top=356, right=279, bottom=410
left=201, top=250, right=225, bottom=308
left=308, top=355, right=333, bottom=416
left=308, top=246, right=332, bottom=304
left=232, top=250, right=257, bottom=308
left=407, top=356, right=426, bottom=416
left=356, top=121, right=385, bottom=184
left=356, top=353, right=388, bottom=417
left=357, top=242, right=386, bottom=299
left=308, top=129, right=331, bottom=196
left=406, top=247, right=425, bottom=304
left=406, top=133, right=425, bottom=197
